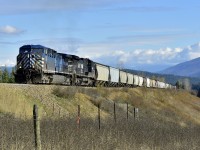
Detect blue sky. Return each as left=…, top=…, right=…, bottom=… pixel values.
left=0, top=0, right=200, bottom=72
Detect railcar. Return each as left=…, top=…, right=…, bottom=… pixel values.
left=127, top=73, right=134, bottom=87
left=95, top=63, right=109, bottom=86
left=146, top=78, right=151, bottom=88
left=109, top=67, right=119, bottom=86
left=133, top=75, right=139, bottom=86
left=119, top=71, right=127, bottom=86
left=138, top=76, right=144, bottom=87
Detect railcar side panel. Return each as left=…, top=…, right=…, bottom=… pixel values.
left=127, top=73, right=134, bottom=85
left=109, top=67, right=119, bottom=83
left=138, top=76, right=143, bottom=86
left=96, top=64, right=109, bottom=81
left=149, top=79, right=153, bottom=87
left=120, top=71, right=127, bottom=84
left=158, top=81, right=165, bottom=88
left=152, top=80, right=156, bottom=88
left=146, top=78, right=150, bottom=88
left=133, top=75, right=139, bottom=86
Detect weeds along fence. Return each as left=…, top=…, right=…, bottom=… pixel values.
left=2, top=104, right=200, bottom=150
left=40, top=102, right=140, bottom=129
left=32, top=103, right=139, bottom=149
left=0, top=100, right=139, bottom=149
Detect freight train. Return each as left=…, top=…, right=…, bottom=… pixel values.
left=15, top=45, right=176, bottom=89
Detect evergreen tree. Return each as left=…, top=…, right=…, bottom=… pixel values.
left=175, top=80, right=181, bottom=89
left=197, top=88, right=200, bottom=98
left=158, top=77, right=165, bottom=82
left=151, top=75, right=157, bottom=80
left=182, top=78, right=191, bottom=91
left=2, top=66, right=9, bottom=83
left=0, top=67, right=2, bottom=82
left=9, top=67, right=15, bottom=83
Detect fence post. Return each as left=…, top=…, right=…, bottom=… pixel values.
left=127, top=102, right=128, bottom=121
left=77, top=105, right=80, bottom=129
left=114, top=102, right=116, bottom=123
left=134, top=107, right=136, bottom=119
left=135, top=108, right=139, bottom=119
left=98, top=104, right=101, bottom=130
left=33, top=104, right=41, bottom=150
left=52, top=103, right=54, bottom=116
left=59, top=107, right=61, bottom=117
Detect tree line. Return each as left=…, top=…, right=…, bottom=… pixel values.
left=0, top=66, right=15, bottom=83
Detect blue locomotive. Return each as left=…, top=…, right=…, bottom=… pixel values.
left=15, top=45, right=96, bottom=85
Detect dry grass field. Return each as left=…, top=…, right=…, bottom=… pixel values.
left=1, top=83, right=200, bottom=149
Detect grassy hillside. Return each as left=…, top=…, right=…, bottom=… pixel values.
left=1, top=83, right=200, bottom=124
left=1, top=83, right=200, bottom=149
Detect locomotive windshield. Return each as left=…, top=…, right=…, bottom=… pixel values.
left=19, top=48, right=31, bottom=53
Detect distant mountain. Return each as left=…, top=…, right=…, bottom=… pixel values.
left=0, top=66, right=14, bottom=73
left=160, top=57, right=200, bottom=78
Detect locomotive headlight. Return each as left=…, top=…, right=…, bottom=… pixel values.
left=42, top=57, right=44, bottom=60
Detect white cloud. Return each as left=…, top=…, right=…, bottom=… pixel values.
left=70, top=42, right=200, bottom=70
left=0, top=59, right=15, bottom=67
left=175, top=48, right=182, bottom=53
left=0, top=25, right=24, bottom=35
left=189, top=52, right=200, bottom=59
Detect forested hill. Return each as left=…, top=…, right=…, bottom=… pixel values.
left=124, top=69, right=200, bottom=90
left=0, top=66, right=13, bottom=74
left=160, top=57, right=200, bottom=78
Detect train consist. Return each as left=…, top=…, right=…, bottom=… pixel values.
left=15, top=45, right=176, bottom=89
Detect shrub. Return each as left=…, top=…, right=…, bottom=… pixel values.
left=52, top=86, right=77, bottom=99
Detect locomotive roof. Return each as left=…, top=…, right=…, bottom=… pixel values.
left=20, top=45, right=51, bottom=50
left=58, top=53, right=80, bottom=59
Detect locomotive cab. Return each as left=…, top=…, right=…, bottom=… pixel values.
left=15, top=45, right=48, bottom=83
